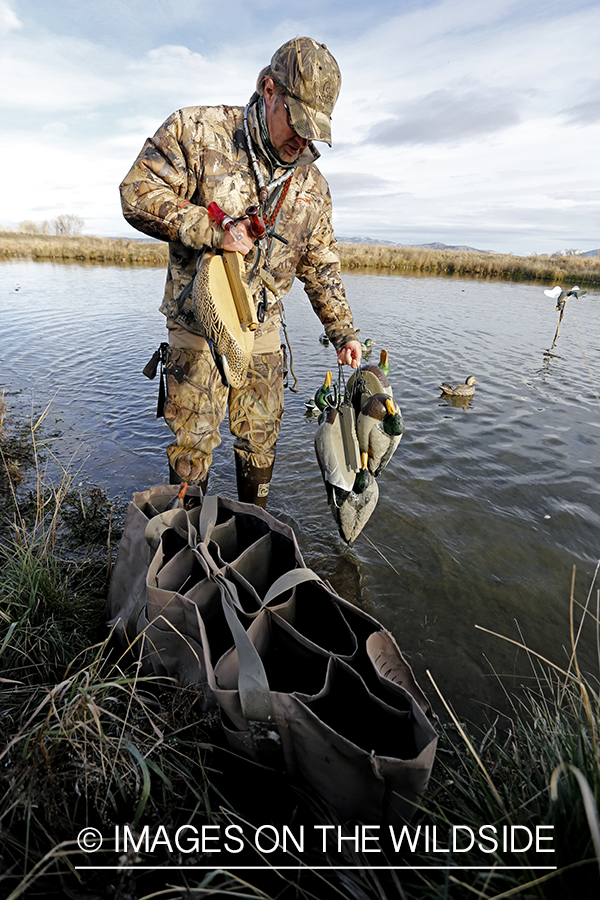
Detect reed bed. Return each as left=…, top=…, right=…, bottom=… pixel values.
left=0, top=231, right=168, bottom=266
left=337, top=242, right=600, bottom=286
left=2, top=231, right=600, bottom=285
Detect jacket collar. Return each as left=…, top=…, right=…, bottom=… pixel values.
left=247, top=94, right=320, bottom=174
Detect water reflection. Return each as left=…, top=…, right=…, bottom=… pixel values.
left=439, top=395, right=474, bottom=410
left=1, top=259, right=599, bottom=726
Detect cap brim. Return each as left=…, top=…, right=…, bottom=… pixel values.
left=286, top=94, right=332, bottom=146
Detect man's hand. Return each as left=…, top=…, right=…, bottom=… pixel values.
left=337, top=339, right=362, bottom=369
left=222, top=218, right=255, bottom=255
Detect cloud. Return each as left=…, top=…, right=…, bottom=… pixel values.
left=325, top=171, right=400, bottom=197
left=0, top=34, right=126, bottom=111
left=364, top=85, right=521, bottom=146
left=0, top=1, right=21, bottom=35
left=550, top=190, right=600, bottom=203
left=561, top=82, right=600, bottom=125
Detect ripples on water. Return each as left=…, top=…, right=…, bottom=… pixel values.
left=1, top=259, right=599, bottom=723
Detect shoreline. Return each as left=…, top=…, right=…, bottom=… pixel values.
left=2, top=231, right=600, bottom=285
left=1, top=396, right=598, bottom=898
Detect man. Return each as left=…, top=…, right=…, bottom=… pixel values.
left=120, top=36, right=361, bottom=507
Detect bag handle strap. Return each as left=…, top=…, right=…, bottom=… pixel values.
left=260, top=568, right=321, bottom=608
left=213, top=572, right=274, bottom=723
left=199, top=494, right=219, bottom=544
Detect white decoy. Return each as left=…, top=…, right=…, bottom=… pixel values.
left=544, top=285, right=587, bottom=312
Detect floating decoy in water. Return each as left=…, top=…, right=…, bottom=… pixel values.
left=319, top=332, right=330, bottom=346
left=356, top=395, right=405, bottom=476
left=544, top=284, right=588, bottom=312
left=304, top=397, right=319, bottom=416
left=360, top=338, right=376, bottom=357
left=377, top=349, right=390, bottom=378
left=438, top=375, right=478, bottom=397
left=314, top=370, right=337, bottom=410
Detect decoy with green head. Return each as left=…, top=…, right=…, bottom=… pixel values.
left=360, top=338, right=376, bottom=358
left=314, top=370, right=337, bottom=410
left=377, top=349, right=390, bottom=378
left=314, top=407, right=379, bottom=545
left=544, top=284, right=587, bottom=312
left=357, top=394, right=405, bottom=476
left=352, top=451, right=371, bottom=494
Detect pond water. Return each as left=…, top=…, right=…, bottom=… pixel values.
left=1, top=258, right=599, bottom=726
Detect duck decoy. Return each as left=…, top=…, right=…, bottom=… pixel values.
left=377, top=349, right=390, bottom=378
left=544, top=284, right=587, bottom=312
left=360, top=338, right=376, bottom=358
left=356, top=395, right=405, bottom=476
left=352, top=451, right=371, bottom=494
left=346, top=364, right=393, bottom=416
left=319, top=332, right=330, bottom=346
left=304, top=397, right=320, bottom=416
left=314, top=371, right=337, bottom=410
left=314, top=406, right=379, bottom=545
left=438, top=375, right=478, bottom=397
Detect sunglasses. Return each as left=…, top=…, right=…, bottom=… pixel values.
left=281, top=97, right=294, bottom=130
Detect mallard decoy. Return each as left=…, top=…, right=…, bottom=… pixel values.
left=438, top=375, right=478, bottom=397
left=544, top=284, right=587, bottom=312
left=314, top=371, right=337, bottom=410
left=352, top=451, right=371, bottom=494
left=319, top=332, right=330, bottom=346
left=360, top=338, right=376, bottom=358
left=377, top=349, right=390, bottom=378
left=314, top=406, right=379, bottom=545
left=346, top=364, right=393, bottom=416
left=304, top=397, right=319, bottom=416
left=356, top=395, right=405, bottom=476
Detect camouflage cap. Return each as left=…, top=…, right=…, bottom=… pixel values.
left=270, top=37, right=341, bottom=146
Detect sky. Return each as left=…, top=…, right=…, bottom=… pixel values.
left=1, top=0, right=598, bottom=255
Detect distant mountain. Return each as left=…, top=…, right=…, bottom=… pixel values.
left=337, top=237, right=494, bottom=253
left=337, top=235, right=397, bottom=246
left=416, top=241, right=492, bottom=254
left=584, top=248, right=600, bottom=257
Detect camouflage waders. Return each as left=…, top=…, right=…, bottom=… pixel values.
left=163, top=345, right=284, bottom=505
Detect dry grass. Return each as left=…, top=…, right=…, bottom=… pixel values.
left=336, top=242, right=600, bottom=286
left=2, top=231, right=600, bottom=285
left=0, top=231, right=168, bottom=266
left=403, top=563, right=600, bottom=900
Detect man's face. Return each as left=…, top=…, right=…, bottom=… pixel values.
left=263, top=78, right=310, bottom=163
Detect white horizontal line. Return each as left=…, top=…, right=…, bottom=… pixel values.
left=75, top=866, right=558, bottom=872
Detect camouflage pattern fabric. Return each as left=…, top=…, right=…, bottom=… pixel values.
left=164, top=346, right=284, bottom=481
left=270, top=37, right=341, bottom=145
left=119, top=100, right=357, bottom=353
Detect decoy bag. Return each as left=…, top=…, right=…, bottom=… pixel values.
left=106, top=487, right=437, bottom=826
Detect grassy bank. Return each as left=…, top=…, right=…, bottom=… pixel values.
left=337, top=242, right=600, bottom=286
left=2, top=231, right=600, bottom=285
left=1, top=399, right=599, bottom=899
left=0, top=231, right=168, bottom=266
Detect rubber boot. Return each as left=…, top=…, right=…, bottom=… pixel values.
left=234, top=453, right=274, bottom=509
left=169, top=464, right=209, bottom=495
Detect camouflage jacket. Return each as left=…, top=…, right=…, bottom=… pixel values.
left=119, top=99, right=357, bottom=352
